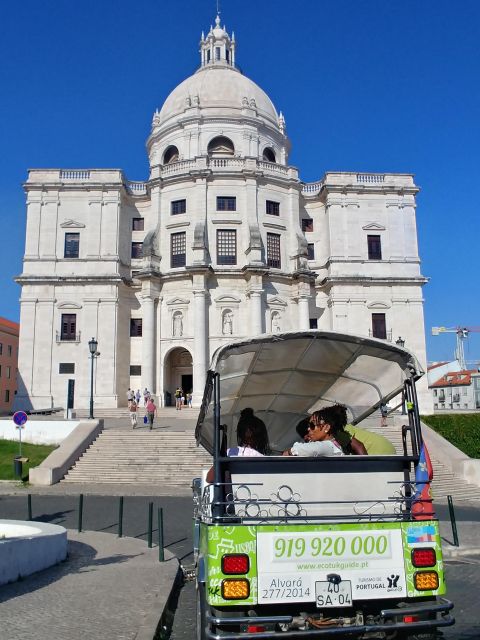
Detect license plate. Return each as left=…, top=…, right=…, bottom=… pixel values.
left=315, top=580, right=352, bottom=608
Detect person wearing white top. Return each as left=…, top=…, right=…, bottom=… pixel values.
left=283, top=411, right=345, bottom=457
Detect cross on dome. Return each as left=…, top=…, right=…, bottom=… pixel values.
left=199, top=14, right=236, bottom=68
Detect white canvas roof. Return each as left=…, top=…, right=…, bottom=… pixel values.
left=195, top=331, right=424, bottom=454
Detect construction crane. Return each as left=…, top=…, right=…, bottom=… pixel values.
left=431, top=326, right=480, bottom=370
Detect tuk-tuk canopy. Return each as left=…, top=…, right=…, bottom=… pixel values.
left=195, top=331, right=424, bottom=455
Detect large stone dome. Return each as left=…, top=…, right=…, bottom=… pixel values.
left=158, top=64, right=279, bottom=128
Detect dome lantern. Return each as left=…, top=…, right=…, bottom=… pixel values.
left=199, top=14, right=236, bottom=68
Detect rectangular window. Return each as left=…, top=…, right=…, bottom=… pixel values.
left=7, top=345, right=12, bottom=357
left=0, top=364, right=2, bottom=377
left=130, top=318, right=143, bottom=337
left=5, top=390, right=10, bottom=403
left=217, top=196, right=236, bottom=211
left=130, top=365, right=142, bottom=376
left=267, top=233, right=281, bottom=269
left=307, top=243, right=315, bottom=260
left=367, top=235, right=382, bottom=260
left=266, top=200, right=280, bottom=216
left=132, top=218, right=144, bottom=231
left=59, top=363, right=75, bottom=374
left=171, top=199, right=187, bottom=215
left=6, top=366, right=11, bottom=379
left=0, top=343, right=2, bottom=355
left=171, top=232, right=186, bottom=267
left=215, top=46, right=221, bottom=60
left=371, top=313, right=387, bottom=339
left=131, top=242, right=143, bottom=259
left=309, top=318, right=318, bottom=329
left=64, top=233, right=80, bottom=258
left=217, top=230, right=237, bottom=265
left=61, top=314, right=77, bottom=341
left=302, top=218, right=313, bottom=232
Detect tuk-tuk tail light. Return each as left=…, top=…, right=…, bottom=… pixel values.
left=403, top=615, right=419, bottom=624
left=412, top=548, right=436, bottom=567
left=222, top=578, right=250, bottom=600
left=222, top=554, right=250, bottom=574
left=414, top=571, right=439, bottom=591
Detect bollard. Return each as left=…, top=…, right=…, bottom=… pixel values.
left=118, top=496, right=124, bottom=538
left=148, top=502, right=153, bottom=548
left=27, top=494, right=32, bottom=521
left=447, top=495, right=459, bottom=547
left=158, top=507, right=165, bottom=562
left=78, top=494, right=84, bottom=533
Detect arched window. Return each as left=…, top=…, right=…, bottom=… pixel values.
left=262, top=147, right=276, bottom=163
left=207, top=136, right=235, bottom=156
left=163, top=145, right=179, bottom=165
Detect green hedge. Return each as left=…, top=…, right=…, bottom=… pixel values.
left=421, top=414, right=480, bottom=459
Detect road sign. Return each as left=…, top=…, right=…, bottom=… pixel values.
left=13, top=411, right=28, bottom=427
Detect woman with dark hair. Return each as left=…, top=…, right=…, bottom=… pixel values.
left=228, top=408, right=270, bottom=456
left=284, top=408, right=344, bottom=457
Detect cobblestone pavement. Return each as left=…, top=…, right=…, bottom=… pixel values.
left=0, top=530, right=178, bottom=640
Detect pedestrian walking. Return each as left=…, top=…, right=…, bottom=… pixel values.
left=187, top=391, right=193, bottom=408
left=175, top=387, right=182, bottom=410
left=126, top=388, right=134, bottom=406
left=129, top=400, right=138, bottom=428
left=146, top=397, right=157, bottom=430
left=143, top=387, right=150, bottom=407
left=380, top=403, right=388, bottom=427
left=135, top=389, right=141, bottom=405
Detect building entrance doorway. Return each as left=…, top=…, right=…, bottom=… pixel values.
left=163, top=347, right=193, bottom=407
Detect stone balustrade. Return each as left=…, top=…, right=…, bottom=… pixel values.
left=356, top=173, right=385, bottom=184
left=301, top=181, right=323, bottom=195
left=125, top=181, right=147, bottom=195
left=60, top=170, right=91, bottom=180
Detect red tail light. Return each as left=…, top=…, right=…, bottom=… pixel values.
left=403, top=615, right=419, bottom=624
left=412, top=548, right=436, bottom=567
left=222, top=554, right=250, bottom=574
left=247, top=626, right=266, bottom=633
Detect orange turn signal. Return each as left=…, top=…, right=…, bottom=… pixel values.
left=414, top=571, right=439, bottom=591
left=222, top=578, right=250, bottom=600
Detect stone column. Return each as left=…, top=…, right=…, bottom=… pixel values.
left=141, top=294, right=156, bottom=395
left=193, top=289, right=208, bottom=405
left=250, top=290, right=263, bottom=335
left=298, top=295, right=310, bottom=330
left=24, top=198, right=42, bottom=258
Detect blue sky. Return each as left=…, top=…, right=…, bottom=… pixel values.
left=1, top=0, right=479, bottom=364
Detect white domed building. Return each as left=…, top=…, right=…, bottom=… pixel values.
left=14, top=16, right=431, bottom=412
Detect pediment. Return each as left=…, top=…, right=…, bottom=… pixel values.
left=60, top=219, right=85, bottom=228
left=166, top=297, right=190, bottom=306
left=267, top=296, right=288, bottom=307
left=362, top=222, right=385, bottom=231
left=367, top=301, right=390, bottom=310
left=214, top=295, right=242, bottom=304
left=57, top=301, right=82, bottom=309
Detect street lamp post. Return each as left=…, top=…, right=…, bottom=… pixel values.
left=395, top=336, right=406, bottom=414
left=88, top=337, right=99, bottom=420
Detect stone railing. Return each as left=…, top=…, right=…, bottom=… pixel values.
left=125, top=181, right=147, bottom=195
left=59, top=170, right=91, bottom=180
left=301, top=181, right=323, bottom=196
left=258, top=160, right=289, bottom=176
left=161, top=159, right=197, bottom=176
left=356, top=174, right=386, bottom=184
left=210, top=157, right=244, bottom=169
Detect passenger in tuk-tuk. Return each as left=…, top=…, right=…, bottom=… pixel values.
left=283, top=408, right=345, bottom=457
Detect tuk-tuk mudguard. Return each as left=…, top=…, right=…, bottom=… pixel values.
left=200, top=520, right=446, bottom=608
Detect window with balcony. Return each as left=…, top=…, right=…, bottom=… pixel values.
left=59, top=363, right=75, bottom=374
left=130, top=318, right=143, bottom=337
left=367, top=235, right=382, bottom=260
left=262, top=147, right=276, bottom=163
left=302, top=218, right=313, bottom=232
left=64, top=233, right=80, bottom=258
left=217, top=196, right=236, bottom=211
left=171, top=232, right=186, bottom=267
left=267, top=233, right=281, bottom=269
left=307, top=243, right=315, bottom=260
left=217, top=230, right=237, bottom=265
left=60, top=314, right=77, bottom=341
left=171, top=199, right=186, bottom=215
left=132, top=218, right=144, bottom=231
left=131, top=242, right=143, bottom=259
left=266, top=200, right=280, bottom=216
left=371, top=313, right=387, bottom=339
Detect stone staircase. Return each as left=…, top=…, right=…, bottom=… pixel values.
left=73, top=407, right=194, bottom=419
left=61, top=410, right=480, bottom=500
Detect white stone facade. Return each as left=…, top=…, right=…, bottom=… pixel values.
left=14, top=16, right=432, bottom=413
